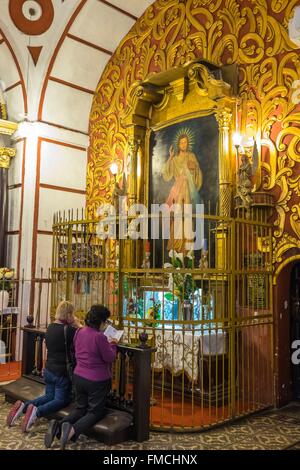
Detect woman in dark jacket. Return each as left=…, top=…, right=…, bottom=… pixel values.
left=6, top=301, right=80, bottom=433
left=45, top=304, right=117, bottom=449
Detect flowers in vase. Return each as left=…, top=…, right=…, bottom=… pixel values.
left=164, top=250, right=195, bottom=304
left=0, top=268, right=14, bottom=291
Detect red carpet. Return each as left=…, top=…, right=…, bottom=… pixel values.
left=149, top=389, right=271, bottom=429
left=0, top=361, right=21, bottom=382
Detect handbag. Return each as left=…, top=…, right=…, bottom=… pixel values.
left=63, top=325, right=76, bottom=386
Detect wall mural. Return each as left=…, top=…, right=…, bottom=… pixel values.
left=88, top=0, right=300, bottom=276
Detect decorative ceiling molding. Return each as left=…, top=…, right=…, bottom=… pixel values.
left=0, top=119, right=18, bottom=136
left=0, top=27, right=28, bottom=115
left=9, top=0, right=54, bottom=36
left=28, top=45, right=43, bottom=65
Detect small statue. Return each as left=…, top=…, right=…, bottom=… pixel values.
left=142, top=252, right=150, bottom=269
left=199, top=249, right=208, bottom=271
left=112, top=180, right=127, bottom=213
left=127, top=297, right=137, bottom=318
left=237, top=153, right=253, bottom=217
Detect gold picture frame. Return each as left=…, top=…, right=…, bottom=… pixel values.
left=122, top=59, right=237, bottom=219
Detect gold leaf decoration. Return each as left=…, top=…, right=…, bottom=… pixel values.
left=88, top=0, right=300, bottom=273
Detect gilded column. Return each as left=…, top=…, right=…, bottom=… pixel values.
left=127, top=137, right=140, bottom=206
left=214, top=109, right=233, bottom=276
left=215, top=109, right=233, bottom=218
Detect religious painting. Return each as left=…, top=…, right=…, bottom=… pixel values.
left=149, top=115, right=219, bottom=264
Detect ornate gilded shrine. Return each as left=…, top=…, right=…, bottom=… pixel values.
left=87, top=0, right=300, bottom=278
left=50, top=0, right=300, bottom=432
left=82, top=0, right=300, bottom=410
left=52, top=60, right=274, bottom=431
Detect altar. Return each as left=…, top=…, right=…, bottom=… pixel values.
left=152, top=326, right=227, bottom=383
left=123, top=322, right=228, bottom=403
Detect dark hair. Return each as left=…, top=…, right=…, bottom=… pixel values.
left=85, top=304, right=110, bottom=329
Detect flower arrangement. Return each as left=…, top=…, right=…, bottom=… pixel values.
left=0, top=268, right=14, bottom=291
left=164, top=251, right=195, bottom=304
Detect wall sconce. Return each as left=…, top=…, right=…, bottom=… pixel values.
left=233, top=132, right=242, bottom=148
left=18, top=118, right=41, bottom=139
left=110, top=162, right=118, bottom=180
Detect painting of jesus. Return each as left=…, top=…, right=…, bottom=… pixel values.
left=149, top=115, right=219, bottom=260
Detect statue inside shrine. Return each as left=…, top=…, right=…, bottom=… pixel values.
left=237, top=153, right=253, bottom=215
left=112, top=177, right=127, bottom=213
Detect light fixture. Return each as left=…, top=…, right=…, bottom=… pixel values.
left=18, top=117, right=31, bottom=138
left=245, top=136, right=255, bottom=148
left=233, top=132, right=242, bottom=147
left=110, top=162, right=118, bottom=177
left=18, top=117, right=40, bottom=139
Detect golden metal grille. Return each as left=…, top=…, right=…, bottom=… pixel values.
left=51, top=208, right=273, bottom=431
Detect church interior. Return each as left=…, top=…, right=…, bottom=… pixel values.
left=1, top=0, right=300, bottom=451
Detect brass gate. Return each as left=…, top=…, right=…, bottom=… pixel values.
left=51, top=210, right=273, bottom=431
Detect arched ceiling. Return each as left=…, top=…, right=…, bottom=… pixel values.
left=0, top=0, right=153, bottom=133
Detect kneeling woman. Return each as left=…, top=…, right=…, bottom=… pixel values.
left=6, top=301, right=80, bottom=432
left=46, top=304, right=117, bottom=449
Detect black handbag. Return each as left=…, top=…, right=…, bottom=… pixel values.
left=63, top=325, right=76, bottom=387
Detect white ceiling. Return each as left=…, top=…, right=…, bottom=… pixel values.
left=0, top=0, right=154, bottom=131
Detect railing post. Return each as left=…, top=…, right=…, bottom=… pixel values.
left=117, top=334, right=155, bottom=442
left=21, top=328, right=36, bottom=376
left=21, top=327, right=46, bottom=377
left=132, top=347, right=152, bottom=441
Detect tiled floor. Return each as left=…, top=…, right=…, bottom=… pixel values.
left=1, top=393, right=300, bottom=450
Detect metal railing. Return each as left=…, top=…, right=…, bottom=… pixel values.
left=0, top=272, right=51, bottom=380
left=50, top=209, right=273, bottom=431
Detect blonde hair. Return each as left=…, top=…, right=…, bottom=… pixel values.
left=55, top=301, right=75, bottom=322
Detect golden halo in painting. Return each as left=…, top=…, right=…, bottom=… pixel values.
left=173, top=127, right=196, bottom=151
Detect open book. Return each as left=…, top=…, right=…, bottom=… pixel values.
left=104, top=324, right=124, bottom=343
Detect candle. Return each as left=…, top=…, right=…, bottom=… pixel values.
left=203, top=239, right=207, bottom=251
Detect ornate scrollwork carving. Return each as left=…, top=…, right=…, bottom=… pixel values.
left=0, top=147, right=16, bottom=169
left=0, top=88, right=7, bottom=121
left=88, top=0, right=300, bottom=273
left=215, top=110, right=232, bottom=129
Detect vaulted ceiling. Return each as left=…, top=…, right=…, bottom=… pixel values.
left=0, top=0, right=153, bottom=133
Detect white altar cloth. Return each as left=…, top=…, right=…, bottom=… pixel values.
left=151, top=327, right=227, bottom=381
